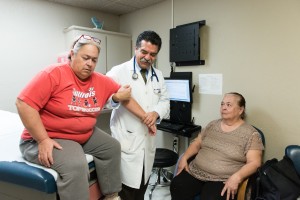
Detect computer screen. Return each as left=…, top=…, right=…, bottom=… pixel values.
left=166, top=72, right=193, bottom=124
left=165, top=79, right=190, bottom=102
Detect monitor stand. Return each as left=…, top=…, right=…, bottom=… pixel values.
left=170, top=101, right=192, bottom=124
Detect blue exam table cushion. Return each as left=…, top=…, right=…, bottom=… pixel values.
left=0, top=161, right=57, bottom=193
left=0, top=110, right=94, bottom=193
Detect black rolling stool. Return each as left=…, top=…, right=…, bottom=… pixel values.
left=148, top=148, right=179, bottom=200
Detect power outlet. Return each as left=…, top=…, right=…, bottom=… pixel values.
left=173, top=136, right=179, bottom=153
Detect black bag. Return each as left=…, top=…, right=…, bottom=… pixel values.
left=255, top=156, right=300, bottom=200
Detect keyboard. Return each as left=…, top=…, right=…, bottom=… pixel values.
left=157, top=119, right=202, bottom=137
left=157, top=120, right=185, bottom=132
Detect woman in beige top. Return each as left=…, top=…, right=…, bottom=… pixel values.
left=170, top=92, right=264, bottom=200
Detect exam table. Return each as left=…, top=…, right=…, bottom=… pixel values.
left=0, top=110, right=102, bottom=200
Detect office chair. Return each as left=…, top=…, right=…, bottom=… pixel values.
left=285, top=145, right=300, bottom=175
left=173, top=126, right=265, bottom=200
left=233, top=126, right=265, bottom=200
left=148, top=147, right=179, bottom=200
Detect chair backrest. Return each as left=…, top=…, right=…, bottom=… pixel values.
left=243, top=126, right=265, bottom=200
left=285, top=145, right=300, bottom=175
left=253, top=126, right=265, bottom=146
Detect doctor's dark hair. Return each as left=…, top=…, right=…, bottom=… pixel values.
left=226, top=92, right=246, bottom=120
left=136, top=31, right=162, bottom=52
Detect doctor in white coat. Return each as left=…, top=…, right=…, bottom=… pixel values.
left=106, top=31, right=170, bottom=200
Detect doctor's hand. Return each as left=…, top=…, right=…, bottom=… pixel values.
left=38, top=138, right=62, bottom=168
left=142, top=111, right=159, bottom=127
left=113, top=85, right=131, bottom=102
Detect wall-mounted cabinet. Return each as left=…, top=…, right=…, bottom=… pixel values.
left=170, top=20, right=206, bottom=66
left=64, top=26, right=132, bottom=74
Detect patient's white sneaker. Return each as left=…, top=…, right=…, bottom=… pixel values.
left=103, top=193, right=121, bottom=200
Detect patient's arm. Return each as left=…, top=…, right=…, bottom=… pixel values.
left=122, top=98, right=156, bottom=135
left=15, top=99, right=62, bottom=167
left=121, top=97, right=144, bottom=118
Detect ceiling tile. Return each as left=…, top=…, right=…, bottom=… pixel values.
left=45, top=0, right=166, bottom=15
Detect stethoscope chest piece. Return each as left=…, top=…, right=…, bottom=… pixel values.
left=132, top=56, right=159, bottom=82
left=132, top=72, right=138, bottom=80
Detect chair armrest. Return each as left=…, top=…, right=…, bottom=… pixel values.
left=237, top=178, right=249, bottom=200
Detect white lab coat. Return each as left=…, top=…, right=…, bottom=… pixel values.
left=106, top=57, right=170, bottom=188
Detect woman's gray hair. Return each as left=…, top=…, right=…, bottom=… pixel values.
left=68, top=35, right=101, bottom=60
left=226, top=92, right=246, bottom=120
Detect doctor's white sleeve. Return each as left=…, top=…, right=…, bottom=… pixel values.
left=103, top=94, right=120, bottom=110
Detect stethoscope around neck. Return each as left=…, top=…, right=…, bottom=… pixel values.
left=132, top=56, right=159, bottom=82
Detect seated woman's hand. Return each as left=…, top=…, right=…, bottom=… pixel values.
left=38, top=138, right=62, bottom=168
left=221, top=173, right=241, bottom=200
left=176, top=156, right=190, bottom=175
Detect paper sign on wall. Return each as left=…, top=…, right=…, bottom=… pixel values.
left=199, top=74, right=223, bottom=95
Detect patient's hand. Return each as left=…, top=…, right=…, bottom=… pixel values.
left=38, top=138, right=62, bottom=168
left=148, top=125, right=157, bottom=136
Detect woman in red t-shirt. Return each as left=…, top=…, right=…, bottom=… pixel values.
left=16, top=35, right=131, bottom=200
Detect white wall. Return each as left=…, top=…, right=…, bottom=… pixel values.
left=120, top=0, right=300, bottom=160
left=0, top=0, right=120, bottom=112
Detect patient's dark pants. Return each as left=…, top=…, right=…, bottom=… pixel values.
left=170, top=170, right=237, bottom=200
left=20, top=127, right=121, bottom=200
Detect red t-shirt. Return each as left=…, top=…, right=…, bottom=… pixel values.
left=18, top=63, right=120, bottom=144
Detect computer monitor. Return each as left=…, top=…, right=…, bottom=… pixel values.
left=164, top=79, right=190, bottom=102
left=165, top=72, right=193, bottom=124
